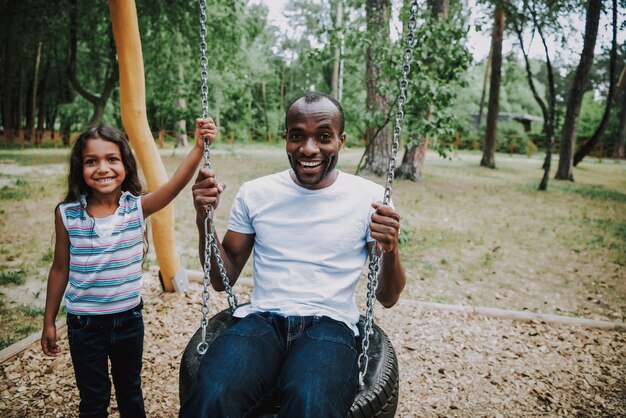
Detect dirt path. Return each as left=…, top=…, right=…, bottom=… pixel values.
left=1, top=278, right=624, bottom=417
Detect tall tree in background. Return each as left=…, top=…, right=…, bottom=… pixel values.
left=510, top=1, right=559, bottom=190
left=26, top=42, right=43, bottom=143
left=481, top=3, right=504, bottom=169
left=476, top=49, right=492, bottom=129
left=395, top=0, right=448, bottom=180
left=1, top=0, right=71, bottom=144
left=67, top=0, right=119, bottom=126
left=555, top=0, right=602, bottom=180
left=574, top=0, right=619, bottom=166
left=331, top=0, right=344, bottom=100
left=614, top=85, right=626, bottom=159
left=361, top=0, right=392, bottom=176
left=394, top=0, right=470, bottom=181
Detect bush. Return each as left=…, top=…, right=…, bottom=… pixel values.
left=0, top=269, right=27, bottom=285
left=496, top=121, right=530, bottom=155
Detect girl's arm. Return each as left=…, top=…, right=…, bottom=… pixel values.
left=141, top=118, right=217, bottom=218
left=41, top=207, right=70, bottom=357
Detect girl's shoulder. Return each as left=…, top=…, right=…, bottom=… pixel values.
left=120, top=191, right=141, bottom=202
left=58, top=198, right=84, bottom=213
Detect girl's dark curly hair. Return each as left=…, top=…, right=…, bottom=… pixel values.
left=60, top=125, right=149, bottom=263
left=63, top=125, right=144, bottom=203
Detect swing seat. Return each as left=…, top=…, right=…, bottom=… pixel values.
left=179, top=307, right=399, bottom=418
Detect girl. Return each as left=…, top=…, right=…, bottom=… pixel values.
left=41, top=118, right=216, bottom=417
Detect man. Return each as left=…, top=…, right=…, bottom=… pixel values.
left=181, top=91, right=405, bottom=418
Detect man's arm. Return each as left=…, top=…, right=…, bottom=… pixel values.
left=368, top=202, right=406, bottom=308
left=192, top=167, right=254, bottom=290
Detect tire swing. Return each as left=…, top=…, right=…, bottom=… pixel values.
left=179, top=1, right=420, bottom=417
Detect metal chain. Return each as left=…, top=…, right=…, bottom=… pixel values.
left=358, top=0, right=419, bottom=388
left=197, top=0, right=238, bottom=356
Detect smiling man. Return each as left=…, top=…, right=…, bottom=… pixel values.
left=181, top=91, right=406, bottom=418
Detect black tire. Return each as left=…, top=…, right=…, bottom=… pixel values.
left=179, top=309, right=399, bottom=418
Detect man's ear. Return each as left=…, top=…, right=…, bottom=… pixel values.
left=339, top=132, right=346, bottom=149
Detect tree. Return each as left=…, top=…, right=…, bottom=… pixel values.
left=476, top=49, right=492, bottom=129
left=614, top=85, right=626, bottom=159
left=0, top=0, right=73, bottom=144
left=67, top=0, right=119, bottom=126
left=394, top=0, right=470, bottom=180
left=480, top=3, right=504, bottom=169
left=509, top=1, right=559, bottom=191
left=361, top=0, right=392, bottom=176
left=555, top=0, right=602, bottom=180
left=331, top=0, right=344, bottom=100
left=573, top=0, right=619, bottom=166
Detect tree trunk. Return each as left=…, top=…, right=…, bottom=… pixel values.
left=331, top=0, right=344, bottom=100
left=2, top=20, right=14, bottom=145
left=175, top=64, right=188, bottom=147
left=555, top=0, right=602, bottom=180
left=68, top=0, right=119, bottom=127
left=481, top=5, right=504, bottom=169
left=613, top=87, right=626, bottom=159
left=394, top=0, right=448, bottom=180
left=395, top=143, right=419, bottom=181
left=17, top=68, right=24, bottom=147
left=362, top=0, right=391, bottom=176
left=410, top=0, right=448, bottom=174
left=36, top=54, right=50, bottom=145
left=431, top=0, right=449, bottom=18
left=280, top=63, right=285, bottom=117
left=573, top=0, right=618, bottom=166
left=338, top=33, right=345, bottom=103
left=262, top=79, right=270, bottom=142
left=476, top=49, right=492, bottom=129
left=27, top=41, right=43, bottom=145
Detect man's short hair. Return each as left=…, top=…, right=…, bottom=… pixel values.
left=285, top=91, right=345, bottom=133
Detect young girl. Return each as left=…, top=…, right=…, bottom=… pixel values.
left=41, top=118, right=216, bottom=417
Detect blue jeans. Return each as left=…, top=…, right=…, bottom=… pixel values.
left=67, top=301, right=146, bottom=418
left=180, top=312, right=359, bottom=418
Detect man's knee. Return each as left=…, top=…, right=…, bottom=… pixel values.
left=180, top=381, right=230, bottom=418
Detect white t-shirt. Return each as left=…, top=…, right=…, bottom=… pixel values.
left=229, top=169, right=385, bottom=335
left=94, top=213, right=117, bottom=238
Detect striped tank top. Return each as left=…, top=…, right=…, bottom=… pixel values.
left=59, top=192, right=145, bottom=315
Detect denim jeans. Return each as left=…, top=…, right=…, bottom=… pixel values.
left=180, top=312, right=359, bottom=418
left=67, top=301, right=146, bottom=418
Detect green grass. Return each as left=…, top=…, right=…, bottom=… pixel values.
left=0, top=269, right=27, bottom=285
left=585, top=218, right=626, bottom=265
left=555, top=183, right=626, bottom=202
left=0, top=148, right=70, bottom=165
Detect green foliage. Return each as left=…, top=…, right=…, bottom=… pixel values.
left=0, top=178, right=29, bottom=200
left=398, top=224, right=412, bottom=246
left=19, top=305, right=46, bottom=317
left=496, top=121, right=530, bottom=154
left=577, top=92, right=605, bottom=138
left=0, top=0, right=613, bottom=164
left=0, top=269, right=27, bottom=285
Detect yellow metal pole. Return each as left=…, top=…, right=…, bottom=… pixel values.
left=109, top=0, right=181, bottom=292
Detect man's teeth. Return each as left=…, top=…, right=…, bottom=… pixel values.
left=300, top=161, right=321, bottom=167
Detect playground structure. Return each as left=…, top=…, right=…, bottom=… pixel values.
left=108, top=0, right=187, bottom=293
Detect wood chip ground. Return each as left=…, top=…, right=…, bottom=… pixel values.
left=1, top=277, right=624, bottom=417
